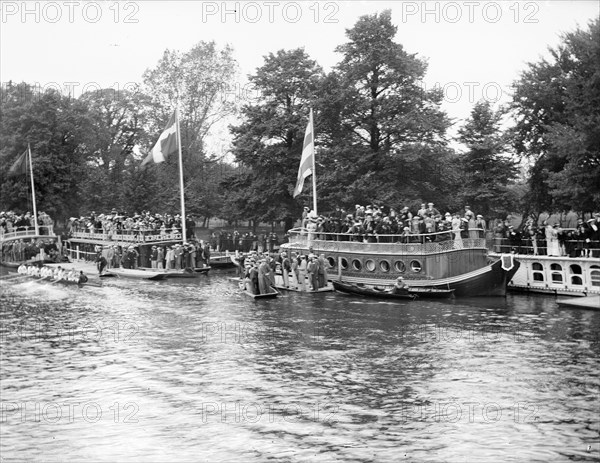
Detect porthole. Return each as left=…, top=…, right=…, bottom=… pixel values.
left=571, top=276, right=583, bottom=285
left=570, top=265, right=582, bottom=274
left=365, top=259, right=376, bottom=272
left=394, top=261, right=406, bottom=273
left=410, top=260, right=422, bottom=273
left=327, top=257, right=336, bottom=268
left=340, top=257, right=348, bottom=270
left=380, top=260, right=390, bottom=272
left=550, top=263, right=562, bottom=271
left=532, top=262, right=543, bottom=271
left=352, top=259, right=362, bottom=271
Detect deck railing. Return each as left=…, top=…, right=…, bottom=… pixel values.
left=489, top=237, right=600, bottom=257
left=70, top=229, right=183, bottom=243
left=285, top=227, right=488, bottom=254
left=0, top=225, right=55, bottom=242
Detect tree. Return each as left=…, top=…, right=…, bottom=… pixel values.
left=314, top=10, right=453, bottom=212
left=222, top=48, right=324, bottom=227
left=142, top=41, right=239, bottom=222
left=333, top=10, right=449, bottom=155
left=0, top=82, right=90, bottom=219
left=78, top=87, right=153, bottom=212
left=511, top=19, right=600, bottom=214
left=457, top=101, right=518, bottom=218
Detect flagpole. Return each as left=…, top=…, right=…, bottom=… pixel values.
left=175, top=108, right=186, bottom=243
left=28, top=143, right=39, bottom=235
left=310, top=109, right=317, bottom=216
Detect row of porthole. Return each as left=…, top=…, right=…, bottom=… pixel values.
left=326, top=256, right=422, bottom=273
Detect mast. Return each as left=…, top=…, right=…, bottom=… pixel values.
left=175, top=108, right=186, bottom=242
left=310, top=109, right=317, bottom=216
left=28, top=143, right=39, bottom=235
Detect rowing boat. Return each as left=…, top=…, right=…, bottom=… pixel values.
left=332, top=280, right=416, bottom=300
left=110, top=268, right=168, bottom=280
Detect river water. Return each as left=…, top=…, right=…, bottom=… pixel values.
left=1, top=270, right=599, bottom=462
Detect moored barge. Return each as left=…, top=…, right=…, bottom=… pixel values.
left=281, top=228, right=519, bottom=297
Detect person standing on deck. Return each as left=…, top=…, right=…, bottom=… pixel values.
left=258, top=259, right=272, bottom=294
left=150, top=246, right=158, bottom=269
left=106, top=245, right=115, bottom=269
left=290, top=252, right=301, bottom=290
left=174, top=244, right=183, bottom=269
left=157, top=246, right=165, bottom=269
left=249, top=261, right=260, bottom=294
left=96, top=252, right=108, bottom=274
left=280, top=251, right=291, bottom=288
left=317, top=254, right=328, bottom=288
left=203, top=241, right=211, bottom=268
left=307, top=255, right=319, bottom=291
left=298, top=254, right=308, bottom=291
left=452, top=214, right=463, bottom=248
left=547, top=223, right=562, bottom=256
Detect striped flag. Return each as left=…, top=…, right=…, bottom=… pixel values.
left=293, top=108, right=314, bottom=198
left=141, top=112, right=178, bottom=168
left=8, top=149, right=28, bottom=176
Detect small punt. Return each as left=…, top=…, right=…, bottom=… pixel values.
left=193, top=267, right=211, bottom=274
left=238, top=283, right=279, bottom=299
left=110, top=268, right=168, bottom=280
left=332, top=280, right=416, bottom=300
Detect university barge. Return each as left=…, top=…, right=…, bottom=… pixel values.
left=281, top=228, right=519, bottom=297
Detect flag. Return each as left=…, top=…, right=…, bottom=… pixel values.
left=8, top=149, right=28, bottom=176
left=293, top=109, right=314, bottom=198
left=141, top=112, right=178, bottom=168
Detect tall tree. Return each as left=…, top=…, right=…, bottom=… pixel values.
left=222, top=48, right=323, bottom=228
left=314, top=10, right=453, bottom=211
left=457, top=101, right=518, bottom=218
left=78, top=87, right=153, bottom=212
left=0, top=82, right=90, bottom=219
left=334, top=9, right=449, bottom=155
left=142, top=41, right=239, bottom=222
left=511, top=19, right=600, bottom=213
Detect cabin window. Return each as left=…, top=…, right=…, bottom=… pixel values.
left=532, top=262, right=543, bottom=271
left=571, top=276, right=583, bottom=286
left=569, top=265, right=582, bottom=275
left=394, top=261, right=406, bottom=273
left=533, top=273, right=544, bottom=282
left=352, top=259, right=362, bottom=271
left=551, top=273, right=563, bottom=283
left=365, top=259, right=376, bottom=272
left=340, top=257, right=348, bottom=270
left=590, top=267, right=600, bottom=287
left=410, top=260, right=422, bottom=273
left=327, top=257, right=336, bottom=268
left=550, top=263, right=562, bottom=271
left=380, top=260, right=390, bottom=272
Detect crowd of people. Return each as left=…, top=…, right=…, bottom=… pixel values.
left=1, top=237, right=62, bottom=262
left=239, top=250, right=329, bottom=294
left=91, top=240, right=212, bottom=272
left=492, top=215, right=600, bottom=257
left=0, top=210, right=54, bottom=235
left=297, top=203, right=600, bottom=256
left=68, top=210, right=197, bottom=241
left=17, top=263, right=88, bottom=284
left=210, top=230, right=282, bottom=253
left=300, top=203, right=487, bottom=244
